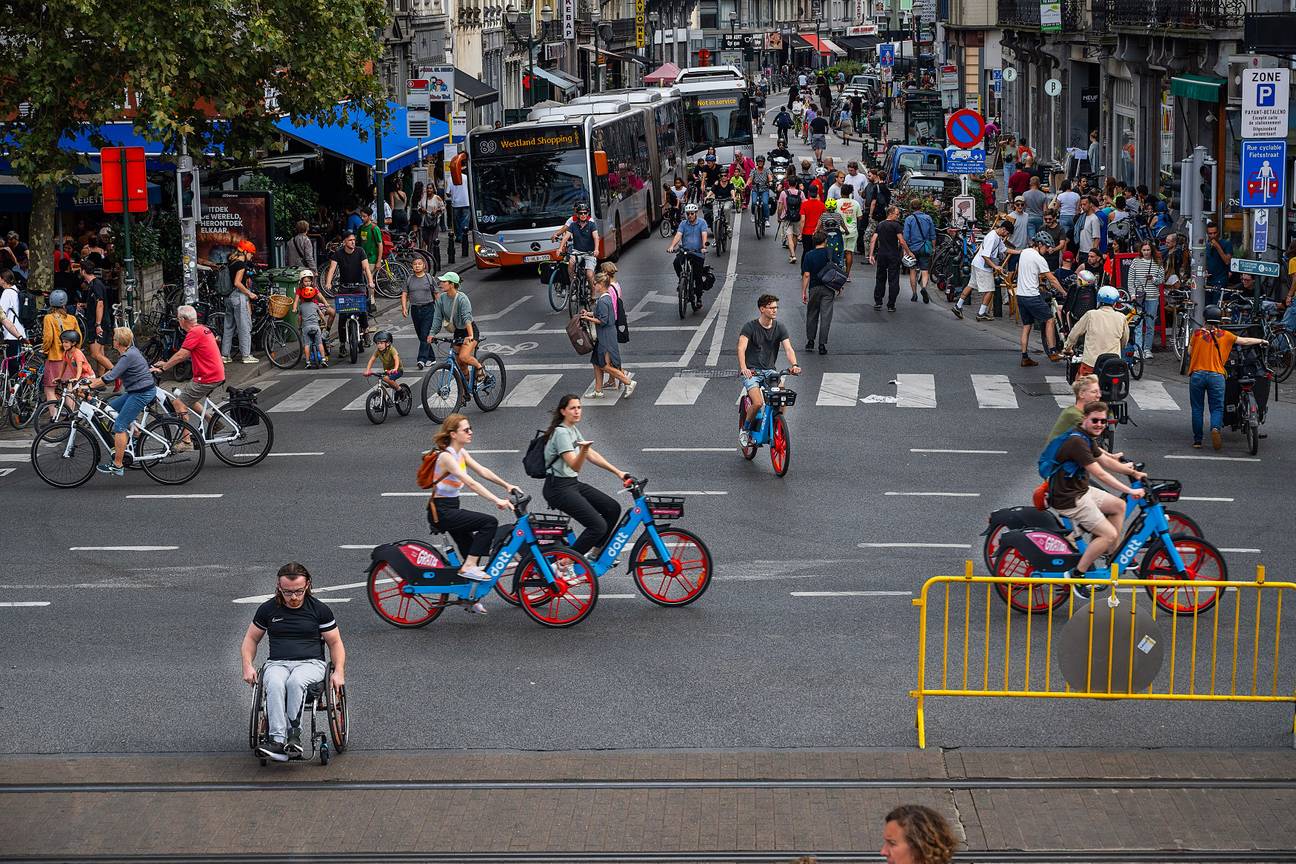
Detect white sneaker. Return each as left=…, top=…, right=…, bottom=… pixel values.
left=459, top=565, right=489, bottom=582
left=241, top=356, right=258, bottom=364
left=739, top=429, right=753, bottom=448
left=465, top=602, right=488, bottom=615
left=623, top=379, right=637, bottom=398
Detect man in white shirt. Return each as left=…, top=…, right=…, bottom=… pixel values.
left=447, top=175, right=471, bottom=259
left=1014, top=232, right=1065, bottom=367
left=0, top=269, right=27, bottom=375
left=953, top=219, right=1011, bottom=322
left=1077, top=195, right=1102, bottom=255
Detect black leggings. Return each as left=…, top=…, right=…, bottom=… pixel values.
left=427, top=497, right=498, bottom=558
left=542, top=476, right=620, bottom=555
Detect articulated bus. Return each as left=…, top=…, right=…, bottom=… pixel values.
left=671, top=65, right=754, bottom=165
left=468, top=92, right=685, bottom=268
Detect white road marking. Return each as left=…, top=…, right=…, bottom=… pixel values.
left=0, top=602, right=50, bottom=607
left=911, top=448, right=1008, bottom=455
left=581, top=382, right=622, bottom=405
left=1044, top=375, right=1073, bottom=407
left=1218, top=548, right=1261, bottom=554
left=631, top=291, right=680, bottom=316
left=0, top=467, right=15, bottom=476
left=642, top=447, right=732, bottom=452
left=470, top=326, right=697, bottom=336
left=0, top=440, right=29, bottom=447
left=69, top=546, right=179, bottom=551
left=1178, top=496, right=1234, bottom=502
left=704, top=209, right=742, bottom=366
left=791, top=591, right=914, bottom=597
left=379, top=492, right=437, bottom=497
left=268, top=452, right=325, bottom=457
left=860, top=394, right=897, bottom=404
left=342, top=389, right=373, bottom=411
left=0, top=453, right=28, bottom=462
left=857, top=542, right=971, bottom=549
left=599, top=594, right=638, bottom=599
left=1129, top=380, right=1180, bottom=411
left=651, top=490, right=729, bottom=496
left=884, top=492, right=981, bottom=497
left=338, top=545, right=375, bottom=549
left=125, top=494, right=223, bottom=499
left=817, top=372, right=860, bottom=406
left=971, top=374, right=1018, bottom=409
left=894, top=374, right=937, bottom=408
left=1164, top=455, right=1260, bottom=463
left=655, top=375, right=709, bottom=405
left=474, top=297, right=529, bottom=321
left=232, top=595, right=272, bottom=604
left=471, top=449, right=520, bottom=454
left=500, top=373, right=563, bottom=408
left=268, top=378, right=347, bottom=412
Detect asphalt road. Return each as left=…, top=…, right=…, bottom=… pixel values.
left=3, top=128, right=1294, bottom=755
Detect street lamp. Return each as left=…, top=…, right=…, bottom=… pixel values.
left=506, top=0, right=554, bottom=108
left=728, top=11, right=738, bottom=75
left=648, top=11, right=659, bottom=65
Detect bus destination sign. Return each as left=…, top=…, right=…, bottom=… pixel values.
left=475, top=126, right=584, bottom=157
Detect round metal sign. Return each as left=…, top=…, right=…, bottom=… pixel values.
left=1002, top=67, right=1018, bottom=83
left=1059, top=596, right=1165, bottom=694
left=1044, top=78, right=1062, bottom=97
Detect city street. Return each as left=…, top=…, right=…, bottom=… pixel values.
left=4, top=129, right=1294, bottom=760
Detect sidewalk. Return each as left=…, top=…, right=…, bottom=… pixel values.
left=3, top=747, right=1293, bottom=858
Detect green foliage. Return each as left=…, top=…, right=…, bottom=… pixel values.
left=2, top=0, right=390, bottom=294
left=150, top=210, right=184, bottom=283
left=130, top=222, right=164, bottom=269
left=240, top=173, right=320, bottom=239
left=821, top=61, right=865, bottom=80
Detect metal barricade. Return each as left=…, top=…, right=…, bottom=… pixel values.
left=911, top=561, right=1296, bottom=748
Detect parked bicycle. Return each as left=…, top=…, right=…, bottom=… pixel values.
left=0, top=343, right=41, bottom=429
left=419, top=336, right=507, bottom=423
left=206, top=295, right=302, bottom=369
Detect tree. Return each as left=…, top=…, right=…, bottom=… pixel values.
left=3, top=0, right=389, bottom=298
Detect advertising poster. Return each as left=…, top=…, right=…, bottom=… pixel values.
left=199, top=191, right=272, bottom=267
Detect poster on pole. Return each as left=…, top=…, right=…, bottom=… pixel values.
left=199, top=191, right=272, bottom=268
left=420, top=65, right=455, bottom=103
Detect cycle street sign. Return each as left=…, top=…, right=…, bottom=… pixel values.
left=1240, top=140, right=1285, bottom=209
left=1230, top=258, right=1280, bottom=278
left=945, top=108, right=985, bottom=149
left=945, top=147, right=986, bottom=174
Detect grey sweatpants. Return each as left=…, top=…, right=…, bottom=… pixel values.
left=262, top=658, right=325, bottom=742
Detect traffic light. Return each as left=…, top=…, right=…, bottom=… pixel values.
left=176, top=163, right=201, bottom=222
left=1199, top=157, right=1217, bottom=214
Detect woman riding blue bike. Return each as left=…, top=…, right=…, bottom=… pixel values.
left=430, top=271, right=483, bottom=383
left=420, top=413, right=521, bottom=613
left=540, top=394, right=630, bottom=558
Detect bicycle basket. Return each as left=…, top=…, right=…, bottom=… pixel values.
left=267, top=294, right=293, bottom=319
left=644, top=495, right=685, bottom=522
left=333, top=293, right=369, bottom=315
left=765, top=387, right=797, bottom=408
left=529, top=512, right=571, bottom=543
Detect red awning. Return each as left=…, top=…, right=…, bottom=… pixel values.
left=797, top=33, right=833, bottom=55
left=644, top=62, right=681, bottom=85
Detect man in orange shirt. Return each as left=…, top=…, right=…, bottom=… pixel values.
left=1186, top=305, right=1268, bottom=450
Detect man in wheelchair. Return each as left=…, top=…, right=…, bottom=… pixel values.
left=240, top=562, right=346, bottom=762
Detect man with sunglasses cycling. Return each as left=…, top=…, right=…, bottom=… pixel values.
left=551, top=203, right=600, bottom=287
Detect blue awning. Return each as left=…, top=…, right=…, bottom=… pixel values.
left=2, top=122, right=221, bottom=171
left=274, top=101, right=449, bottom=175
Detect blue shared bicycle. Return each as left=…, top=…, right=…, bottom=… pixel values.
left=492, top=476, right=713, bottom=608
left=739, top=368, right=799, bottom=476
left=366, top=490, right=598, bottom=628
left=991, top=472, right=1228, bottom=617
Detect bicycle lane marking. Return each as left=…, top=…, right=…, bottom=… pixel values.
left=704, top=205, right=743, bottom=366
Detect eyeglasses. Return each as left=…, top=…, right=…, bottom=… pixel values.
left=1084, top=418, right=1109, bottom=426
left=279, top=587, right=308, bottom=597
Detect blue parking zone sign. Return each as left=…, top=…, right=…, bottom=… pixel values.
left=1240, top=140, right=1286, bottom=209
left=945, top=147, right=986, bottom=174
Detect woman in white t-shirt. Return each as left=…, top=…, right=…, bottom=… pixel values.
left=1126, top=240, right=1166, bottom=359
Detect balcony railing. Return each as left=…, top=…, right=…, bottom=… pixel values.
left=1105, top=0, right=1243, bottom=29
left=997, top=0, right=1088, bottom=31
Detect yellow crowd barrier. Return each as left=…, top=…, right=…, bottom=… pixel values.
left=911, top=561, right=1296, bottom=748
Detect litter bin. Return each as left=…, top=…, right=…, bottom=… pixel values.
left=266, top=267, right=301, bottom=331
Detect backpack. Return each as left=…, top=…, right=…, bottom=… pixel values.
left=522, top=430, right=558, bottom=479
left=15, top=287, right=37, bottom=330
left=610, top=284, right=630, bottom=344
left=783, top=190, right=802, bottom=222
left=817, top=257, right=848, bottom=291
left=1097, top=213, right=1109, bottom=253
left=215, top=265, right=237, bottom=298
left=1038, top=429, right=1092, bottom=481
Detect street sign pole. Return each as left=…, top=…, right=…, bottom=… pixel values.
left=118, top=155, right=137, bottom=328
left=178, top=140, right=200, bottom=306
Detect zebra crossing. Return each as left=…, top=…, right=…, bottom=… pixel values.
left=252, top=369, right=1187, bottom=416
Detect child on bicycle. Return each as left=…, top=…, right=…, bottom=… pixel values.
left=293, top=270, right=333, bottom=369
left=364, top=330, right=402, bottom=390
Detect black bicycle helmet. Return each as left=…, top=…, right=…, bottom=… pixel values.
left=1203, top=304, right=1222, bottom=323
left=59, top=329, right=80, bottom=344
left=574, top=203, right=590, bottom=215
left=1032, top=230, right=1055, bottom=246
left=374, top=330, right=393, bottom=343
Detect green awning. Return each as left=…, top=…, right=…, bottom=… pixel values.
left=1170, top=73, right=1226, bottom=103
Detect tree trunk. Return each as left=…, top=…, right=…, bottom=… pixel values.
left=27, top=183, right=56, bottom=298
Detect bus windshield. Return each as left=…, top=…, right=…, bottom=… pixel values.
left=682, top=94, right=751, bottom=151
left=471, top=147, right=590, bottom=234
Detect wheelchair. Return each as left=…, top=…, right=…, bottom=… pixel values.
left=248, top=660, right=348, bottom=765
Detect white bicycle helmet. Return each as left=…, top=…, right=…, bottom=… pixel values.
left=684, top=203, right=700, bottom=214
left=1075, top=269, right=1098, bottom=287
left=1097, top=286, right=1120, bottom=305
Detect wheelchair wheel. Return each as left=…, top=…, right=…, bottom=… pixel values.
left=325, top=663, right=348, bottom=753
left=394, top=383, right=413, bottom=416
left=248, top=673, right=267, bottom=755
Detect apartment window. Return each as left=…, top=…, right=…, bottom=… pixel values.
left=700, top=1, right=719, bottom=29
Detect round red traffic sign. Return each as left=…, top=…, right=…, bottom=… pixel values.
left=945, top=109, right=986, bottom=150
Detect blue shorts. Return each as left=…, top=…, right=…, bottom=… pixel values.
left=383, top=369, right=402, bottom=381
left=110, top=391, right=154, bottom=434
left=741, top=369, right=777, bottom=393
left=1017, top=294, right=1053, bottom=326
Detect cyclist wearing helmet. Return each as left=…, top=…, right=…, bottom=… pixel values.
left=364, top=329, right=403, bottom=392
left=40, top=287, right=82, bottom=409
left=1013, top=231, right=1065, bottom=367
left=1186, top=305, right=1268, bottom=449
left=748, top=155, right=774, bottom=228
left=698, top=153, right=724, bottom=196
left=293, top=270, right=333, bottom=368
left=550, top=203, right=600, bottom=287
left=667, top=203, right=710, bottom=311
left=1062, top=284, right=1128, bottom=376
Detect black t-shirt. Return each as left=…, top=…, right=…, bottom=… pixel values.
left=333, top=247, right=368, bottom=286
left=252, top=596, right=337, bottom=661
left=809, top=115, right=830, bottom=135
left=699, top=163, right=723, bottom=191
left=802, top=246, right=831, bottom=288
left=1048, top=434, right=1100, bottom=510
left=229, top=260, right=249, bottom=293
left=1039, top=224, right=1064, bottom=269
left=740, top=318, right=789, bottom=370
left=873, top=219, right=902, bottom=257
left=86, top=278, right=111, bottom=325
